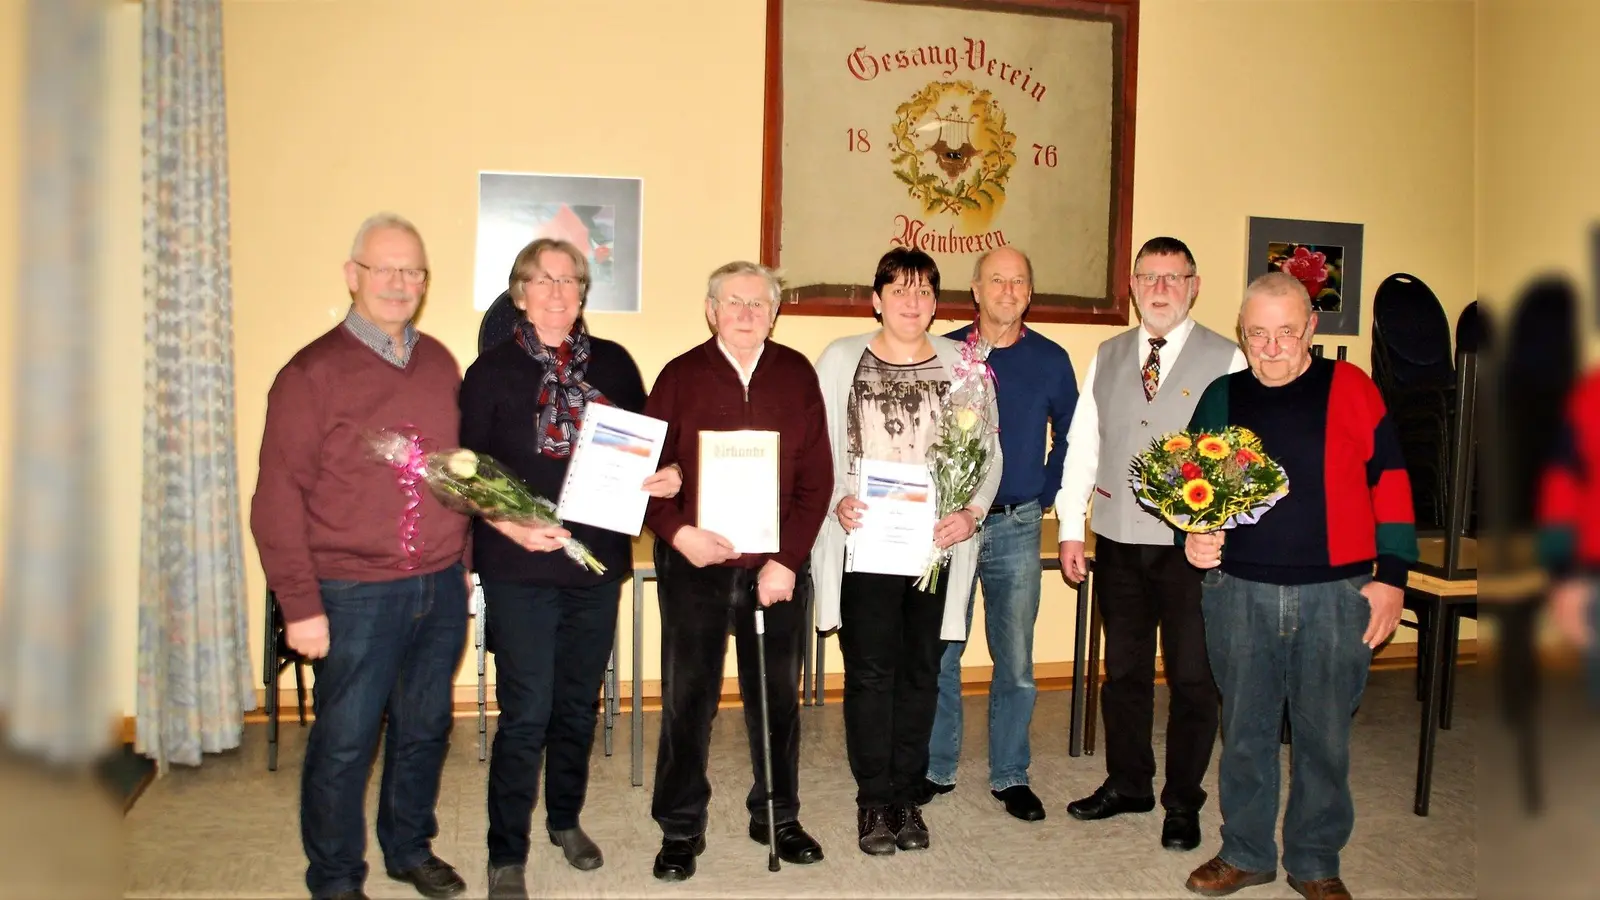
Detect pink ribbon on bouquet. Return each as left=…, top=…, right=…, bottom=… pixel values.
left=952, top=323, right=998, bottom=384
left=381, top=427, right=428, bottom=570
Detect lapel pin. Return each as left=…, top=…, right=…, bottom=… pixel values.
left=1181, top=389, right=1190, bottom=397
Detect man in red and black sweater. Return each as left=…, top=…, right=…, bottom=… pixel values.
left=1181, top=272, right=1416, bottom=900
left=250, top=215, right=473, bottom=900
left=641, top=261, right=834, bottom=882
left=1538, top=368, right=1600, bottom=662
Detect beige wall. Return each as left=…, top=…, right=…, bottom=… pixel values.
left=15, top=0, right=1477, bottom=714
left=1477, top=0, right=1598, bottom=335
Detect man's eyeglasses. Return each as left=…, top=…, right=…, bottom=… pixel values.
left=719, top=297, right=773, bottom=315
left=353, top=260, right=428, bottom=284
left=1244, top=325, right=1309, bottom=349
left=525, top=275, right=582, bottom=292
left=1133, top=272, right=1193, bottom=287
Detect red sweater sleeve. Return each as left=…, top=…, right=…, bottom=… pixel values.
left=643, top=363, right=692, bottom=547
left=249, top=362, right=326, bottom=623
left=773, top=367, right=834, bottom=573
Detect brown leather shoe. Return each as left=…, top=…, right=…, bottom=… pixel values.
left=1185, top=856, right=1277, bottom=896
left=1288, top=875, right=1352, bottom=899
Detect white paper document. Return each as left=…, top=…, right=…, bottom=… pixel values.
left=846, top=459, right=936, bottom=577
left=698, top=430, right=781, bottom=554
left=556, top=404, right=668, bottom=536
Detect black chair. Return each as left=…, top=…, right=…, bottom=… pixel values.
left=263, top=590, right=309, bottom=772
left=1371, top=273, right=1459, bottom=529
left=478, top=290, right=521, bottom=353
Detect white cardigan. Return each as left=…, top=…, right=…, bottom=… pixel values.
left=808, top=331, right=1004, bottom=641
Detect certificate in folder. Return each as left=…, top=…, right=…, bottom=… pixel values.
left=845, top=459, right=936, bottom=577
left=698, top=430, right=780, bottom=554
left=555, top=404, right=668, bottom=536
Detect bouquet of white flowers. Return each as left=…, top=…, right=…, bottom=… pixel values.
left=915, top=333, right=998, bottom=593
left=369, top=428, right=605, bottom=574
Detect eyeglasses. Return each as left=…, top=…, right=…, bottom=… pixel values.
left=1244, top=326, right=1309, bottom=349
left=986, top=276, right=1029, bottom=291
left=353, top=260, right=428, bottom=284
left=524, top=275, right=582, bottom=292
left=1134, top=272, right=1193, bottom=287
left=719, top=297, right=772, bottom=314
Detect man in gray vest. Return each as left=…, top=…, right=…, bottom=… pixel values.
left=1054, top=236, right=1246, bottom=851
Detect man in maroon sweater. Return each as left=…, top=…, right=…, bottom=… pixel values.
left=642, top=261, right=833, bottom=882
left=251, top=214, right=476, bottom=900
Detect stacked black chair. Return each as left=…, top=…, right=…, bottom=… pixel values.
left=1370, top=273, right=1457, bottom=530
left=478, top=290, right=521, bottom=354
left=263, top=590, right=309, bottom=772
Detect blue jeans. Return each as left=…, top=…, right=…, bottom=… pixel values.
left=1201, top=569, right=1373, bottom=882
left=301, top=564, right=468, bottom=898
left=927, top=501, right=1042, bottom=790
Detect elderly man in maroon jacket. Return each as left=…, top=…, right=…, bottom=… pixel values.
left=642, top=261, right=834, bottom=882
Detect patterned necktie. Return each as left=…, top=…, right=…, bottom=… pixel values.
left=1142, top=337, right=1167, bottom=402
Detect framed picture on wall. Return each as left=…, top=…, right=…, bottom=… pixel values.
left=761, top=0, right=1140, bottom=324
left=1245, top=216, right=1365, bottom=337
left=474, top=172, right=644, bottom=313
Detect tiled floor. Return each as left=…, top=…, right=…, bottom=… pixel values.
left=123, top=669, right=1477, bottom=898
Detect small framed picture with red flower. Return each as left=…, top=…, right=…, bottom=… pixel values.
left=1246, top=216, right=1364, bottom=336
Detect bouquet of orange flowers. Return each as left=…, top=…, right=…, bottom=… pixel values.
left=1128, top=426, right=1290, bottom=533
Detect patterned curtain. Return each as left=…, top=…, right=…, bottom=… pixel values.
left=136, top=0, right=254, bottom=772
left=0, top=0, right=114, bottom=767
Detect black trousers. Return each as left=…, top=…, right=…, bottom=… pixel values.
left=650, top=544, right=808, bottom=840
left=1094, top=535, right=1219, bottom=812
left=838, top=570, right=949, bottom=808
left=482, top=578, right=620, bottom=867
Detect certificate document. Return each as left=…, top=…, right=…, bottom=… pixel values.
left=698, top=430, right=780, bottom=554
left=846, top=459, right=936, bottom=577
left=556, top=404, right=668, bottom=536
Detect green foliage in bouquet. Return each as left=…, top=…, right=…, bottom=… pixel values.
left=426, top=449, right=606, bottom=575
left=369, top=429, right=605, bottom=574
left=915, top=335, right=997, bottom=593
left=1127, top=426, right=1290, bottom=534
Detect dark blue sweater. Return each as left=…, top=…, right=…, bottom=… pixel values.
left=945, top=325, right=1078, bottom=509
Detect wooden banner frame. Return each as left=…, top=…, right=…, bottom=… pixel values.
left=760, top=0, right=1139, bottom=324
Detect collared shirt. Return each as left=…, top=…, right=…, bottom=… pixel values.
left=1054, top=316, right=1249, bottom=542
left=342, top=305, right=418, bottom=368
left=716, top=337, right=765, bottom=388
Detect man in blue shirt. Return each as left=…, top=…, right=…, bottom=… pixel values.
left=920, top=245, right=1078, bottom=821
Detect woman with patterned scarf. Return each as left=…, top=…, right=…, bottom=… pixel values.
left=460, top=238, right=679, bottom=900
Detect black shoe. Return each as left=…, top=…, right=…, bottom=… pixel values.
left=913, top=777, right=956, bottom=806
left=748, top=819, right=825, bottom=864
left=485, top=863, right=527, bottom=900
left=386, top=856, right=466, bottom=899
left=1162, top=809, right=1202, bottom=851
left=548, top=825, right=604, bottom=870
left=652, top=834, right=706, bottom=881
left=856, top=805, right=897, bottom=856
left=317, top=892, right=369, bottom=900
left=1066, top=785, right=1157, bottom=821
left=892, top=802, right=930, bottom=851
left=991, top=785, right=1047, bottom=822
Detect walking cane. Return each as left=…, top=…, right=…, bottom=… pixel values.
left=754, top=604, right=781, bottom=872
